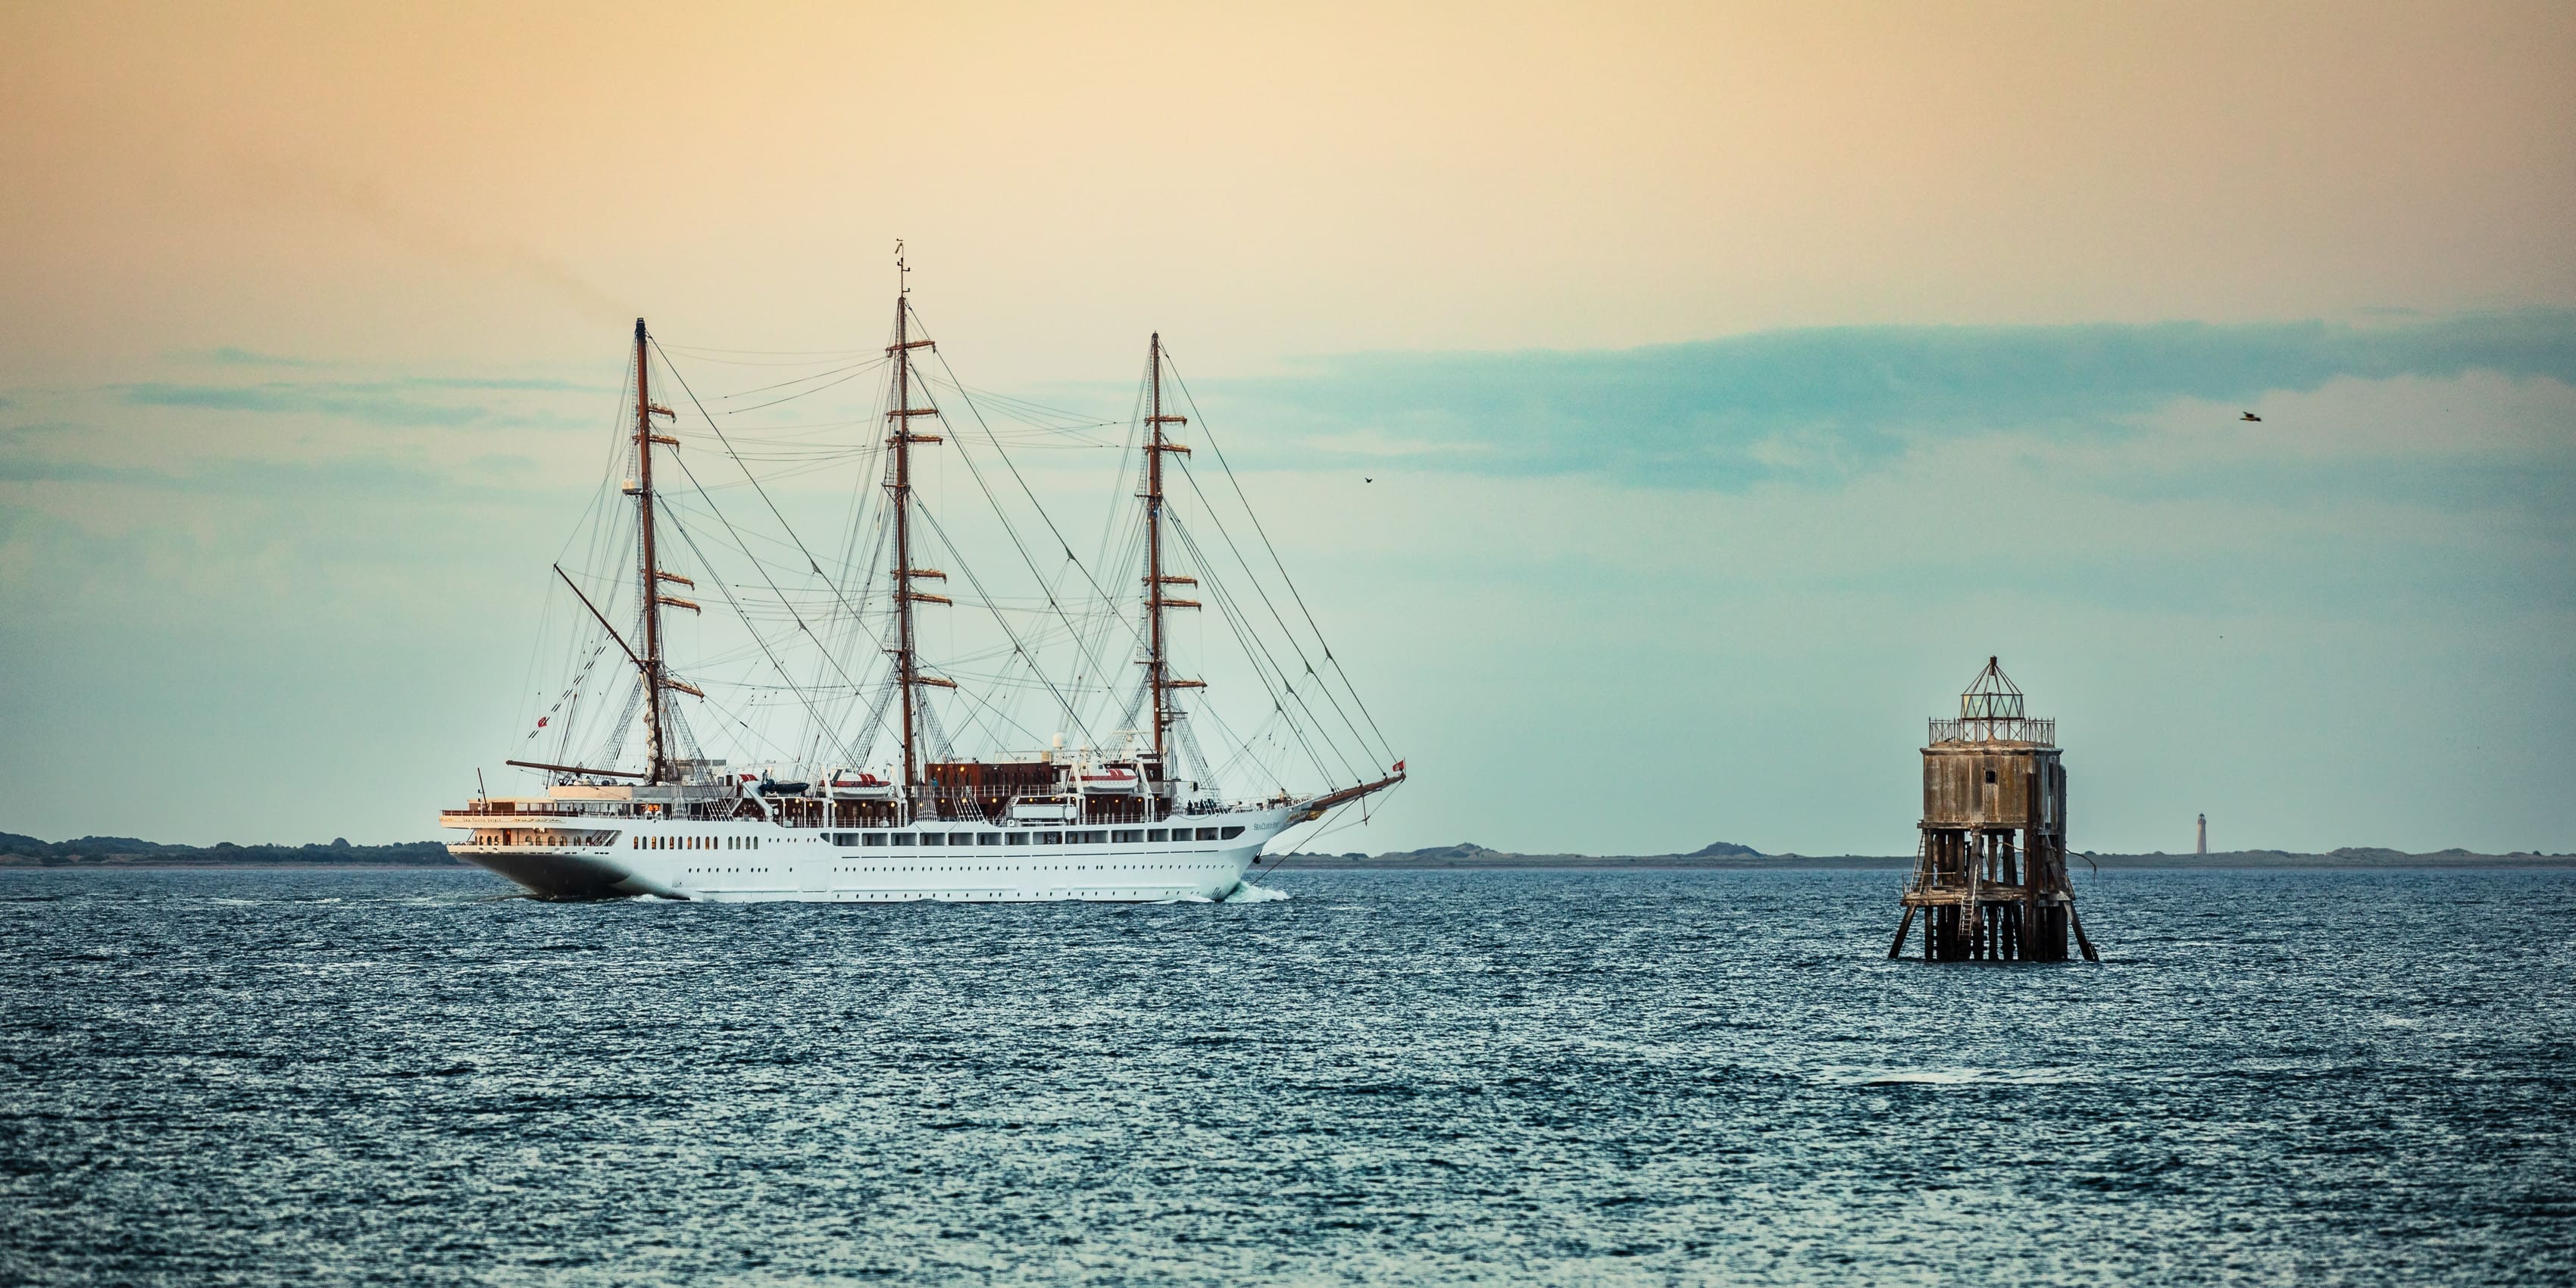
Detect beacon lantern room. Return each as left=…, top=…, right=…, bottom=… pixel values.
left=1921, top=657, right=2063, bottom=829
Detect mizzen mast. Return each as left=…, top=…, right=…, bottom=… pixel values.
left=884, top=252, right=951, bottom=811
left=1143, top=335, right=1202, bottom=785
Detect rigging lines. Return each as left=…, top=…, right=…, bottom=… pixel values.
left=906, top=308, right=1149, bottom=742
left=1162, top=350, right=1399, bottom=770
left=914, top=499, right=1100, bottom=749
left=654, top=501, right=868, bottom=768
left=1168, top=515, right=1346, bottom=789
left=514, top=305, right=1396, bottom=827
left=651, top=335, right=899, bottom=755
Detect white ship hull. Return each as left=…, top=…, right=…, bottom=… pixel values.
left=442, top=808, right=1299, bottom=903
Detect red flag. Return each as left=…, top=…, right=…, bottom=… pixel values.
left=1392, top=759, right=1405, bottom=773
left=536, top=716, right=549, bottom=728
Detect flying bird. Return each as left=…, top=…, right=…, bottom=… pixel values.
left=2240, top=412, right=2262, bottom=422
left=1365, top=477, right=1374, bottom=483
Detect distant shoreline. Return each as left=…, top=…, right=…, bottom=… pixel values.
left=11, top=859, right=2573, bottom=876
left=1263, top=846, right=2576, bottom=871
left=1261, top=859, right=2576, bottom=871
left=7, top=833, right=2568, bottom=873
left=2, top=868, right=471, bottom=878
left=0, top=833, right=460, bottom=870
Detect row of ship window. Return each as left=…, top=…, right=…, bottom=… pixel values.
left=824, top=827, right=1243, bottom=847
left=683, top=863, right=1209, bottom=881
left=836, top=893, right=1152, bottom=900
left=826, top=862, right=1218, bottom=872
left=634, top=835, right=758, bottom=851
left=633, top=826, right=1245, bottom=853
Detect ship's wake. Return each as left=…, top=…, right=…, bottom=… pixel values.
left=1219, top=879, right=1291, bottom=903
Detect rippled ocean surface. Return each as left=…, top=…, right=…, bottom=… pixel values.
left=4, top=866, right=2571, bottom=1285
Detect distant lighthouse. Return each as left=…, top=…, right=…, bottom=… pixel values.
left=2197, top=813, right=2207, bottom=857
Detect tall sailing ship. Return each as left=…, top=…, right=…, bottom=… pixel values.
left=442, top=278, right=1402, bottom=901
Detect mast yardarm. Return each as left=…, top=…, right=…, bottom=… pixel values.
left=1143, top=334, right=1199, bottom=773
left=630, top=318, right=682, bottom=784
left=886, top=293, right=945, bottom=805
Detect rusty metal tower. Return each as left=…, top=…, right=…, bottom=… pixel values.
left=1889, top=658, right=2099, bottom=962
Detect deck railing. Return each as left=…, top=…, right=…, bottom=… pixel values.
left=1927, top=716, right=2054, bottom=746
left=442, top=790, right=1274, bottom=828
left=443, top=801, right=642, bottom=818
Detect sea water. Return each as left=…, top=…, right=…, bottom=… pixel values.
left=2, top=866, right=2569, bottom=1284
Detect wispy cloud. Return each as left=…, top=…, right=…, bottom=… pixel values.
left=204, top=346, right=322, bottom=367
left=227, top=154, right=630, bottom=325
left=0, top=457, right=158, bottom=486
left=120, top=381, right=488, bottom=427
left=2090, top=451, right=2576, bottom=517
left=1206, top=310, right=2576, bottom=489
left=114, top=374, right=605, bottom=427
left=0, top=449, right=521, bottom=498
left=407, top=376, right=606, bottom=392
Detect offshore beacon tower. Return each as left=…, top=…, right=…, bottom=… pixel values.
left=1888, top=658, right=2099, bottom=962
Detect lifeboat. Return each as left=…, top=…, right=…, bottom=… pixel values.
left=1008, top=796, right=1077, bottom=823
left=1077, top=764, right=1143, bottom=795
left=824, top=767, right=899, bottom=800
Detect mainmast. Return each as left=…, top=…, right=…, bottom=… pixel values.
left=631, top=319, right=678, bottom=784
left=884, top=258, right=949, bottom=810
left=1143, top=335, right=1201, bottom=783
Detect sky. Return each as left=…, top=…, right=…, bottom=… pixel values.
left=2, top=1, right=2571, bottom=855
